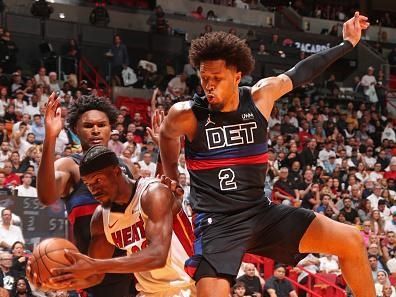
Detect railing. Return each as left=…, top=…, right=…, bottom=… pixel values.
left=284, top=275, right=322, bottom=297
left=78, top=55, right=111, bottom=96
left=243, top=254, right=347, bottom=297
left=296, top=266, right=347, bottom=297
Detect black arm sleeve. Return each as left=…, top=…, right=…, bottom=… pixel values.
left=284, top=40, right=354, bottom=88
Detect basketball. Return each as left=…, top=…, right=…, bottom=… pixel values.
left=28, top=238, right=79, bottom=285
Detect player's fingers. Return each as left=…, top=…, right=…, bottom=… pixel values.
left=64, top=249, right=79, bottom=264
left=48, top=92, right=56, bottom=104
left=147, top=127, right=154, bottom=138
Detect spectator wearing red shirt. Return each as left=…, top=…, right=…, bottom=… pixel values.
left=191, top=6, right=205, bottom=20
left=384, top=159, right=396, bottom=180
left=2, top=161, right=20, bottom=188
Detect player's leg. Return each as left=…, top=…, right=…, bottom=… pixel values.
left=196, top=277, right=230, bottom=297
left=299, top=213, right=375, bottom=297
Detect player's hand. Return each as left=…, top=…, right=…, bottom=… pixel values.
left=343, top=11, right=370, bottom=47
left=26, top=259, right=59, bottom=292
left=45, top=92, right=62, bottom=138
left=147, top=109, right=165, bottom=146
left=160, top=175, right=184, bottom=201
left=50, top=249, right=96, bottom=281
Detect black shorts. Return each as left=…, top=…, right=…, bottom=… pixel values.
left=185, top=204, right=316, bottom=282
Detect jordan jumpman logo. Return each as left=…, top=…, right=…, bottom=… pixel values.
left=205, top=114, right=215, bottom=127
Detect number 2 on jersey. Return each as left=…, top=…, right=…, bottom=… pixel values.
left=218, top=168, right=237, bottom=191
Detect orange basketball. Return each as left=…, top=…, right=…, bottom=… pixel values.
left=28, top=238, right=79, bottom=285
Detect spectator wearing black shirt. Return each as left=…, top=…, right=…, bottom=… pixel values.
left=11, top=241, right=26, bottom=279
left=0, top=119, right=7, bottom=145
left=299, top=139, right=318, bottom=169
left=299, top=169, right=320, bottom=210
left=264, top=265, right=297, bottom=297
left=288, top=160, right=303, bottom=188
left=0, top=251, right=17, bottom=294
left=272, top=167, right=299, bottom=206
left=237, top=263, right=263, bottom=297
left=340, top=197, right=359, bottom=224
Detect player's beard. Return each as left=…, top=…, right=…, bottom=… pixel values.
left=208, top=101, right=225, bottom=112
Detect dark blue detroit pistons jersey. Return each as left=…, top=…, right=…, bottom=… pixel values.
left=185, top=86, right=270, bottom=213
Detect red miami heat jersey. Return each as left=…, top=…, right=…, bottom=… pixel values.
left=185, top=86, right=270, bottom=213
left=102, top=178, right=195, bottom=294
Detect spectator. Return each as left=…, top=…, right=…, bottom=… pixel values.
left=236, top=263, right=263, bottom=297
left=361, top=66, right=378, bottom=103
left=298, top=170, right=320, bottom=210
left=0, top=209, right=24, bottom=250
left=299, top=139, right=318, bottom=169
left=319, top=254, right=341, bottom=275
left=340, top=197, right=359, bottom=224
left=11, top=277, right=36, bottom=297
left=131, top=112, right=146, bottom=140
left=147, top=5, right=169, bottom=34
left=24, top=94, right=40, bottom=118
left=206, top=10, right=217, bottom=21
left=33, top=67, right=49, bottom=87
left=191, top=6, right=205, bottom=20
left=107, top=130, right=124, bottom=156
left=385, top=212, right=396, bottom=233
left=62, top=39, right=80, bottom=75
left=109, top=35, right=129, bottom=86
left=0, top=119, right=7, bottom=145
left=0, top=142, right=10, bottom=169
left=257, top=44, right=269, bottom=56
left=368, top=184, right=384, bottom=209
left=0, top=252, right=16, bottom=294
left=231, top=281, right=249, bottom=297
left=0, top=31, right=18, bottom=74
left=10, top=242, right=26, bottom=279
left=382, top=284, right=396, bottom=297
left=382, top=231, right=396, bottom=263
left=2, top=161, right=20, bottom=188
left=295, top=254, right=320, bottom=297
left=166, top=72, right=188, bottom=101
left=370, top=209, right=385, bottom=235
left=13, top=91, right=27, bottom=117
left=15, top=173, right=36, bottom=197
left=272, top=167, right=299, bottom=206
left=264, top=264, right=297, bottom=297
left=48, top=72, right=60, bottom=93
left=138, top=152, right=156, bottom=177
left=31, top=114, right=45, bottom=145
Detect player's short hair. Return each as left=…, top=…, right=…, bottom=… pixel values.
left=80, top=145, right=119, bottom=176
left=67, top=95, right=119, bottom=133
left=189, top=31, right=255, bottom=76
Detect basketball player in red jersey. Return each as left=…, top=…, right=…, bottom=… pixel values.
left=159, top=12, right=374, bottom=297
left=44, top=145, right=195, bottom=297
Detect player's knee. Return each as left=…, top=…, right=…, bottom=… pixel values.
left=341, top=227, right=365, bottom=255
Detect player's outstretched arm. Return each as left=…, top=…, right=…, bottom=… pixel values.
left=159, top=101, right=194, bottom=181
left=37, top=92, right=73, bottom=205
left=251, top=11, right=369, bottom=120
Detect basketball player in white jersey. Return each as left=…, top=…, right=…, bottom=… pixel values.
left=47, top=145, right=196, bottom=297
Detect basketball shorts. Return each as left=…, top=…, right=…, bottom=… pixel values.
left=185, top=203, right=316, bottom=282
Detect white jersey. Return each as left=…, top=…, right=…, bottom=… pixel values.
left=103, top=177, right=195, bottom=295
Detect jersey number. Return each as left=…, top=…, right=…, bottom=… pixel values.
left=218, top=168, right=237, bottom=191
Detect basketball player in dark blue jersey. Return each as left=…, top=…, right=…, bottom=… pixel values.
left=35, top=95, right=133, bottom=296
left=160, top=12, right=374, bottom=297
